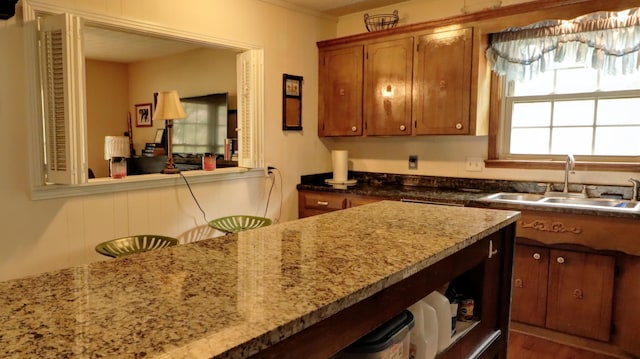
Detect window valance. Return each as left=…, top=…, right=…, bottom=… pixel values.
left=486, top=7, right=640, bottom=80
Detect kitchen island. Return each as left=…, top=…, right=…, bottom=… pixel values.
left=0, top=201, right=519, bottom=358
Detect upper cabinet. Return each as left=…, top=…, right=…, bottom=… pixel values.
left=318, top=45, right=363, bottom=136
left=318, top=26, right=482, bottom=137
left=413, top=28, right=472, bottom=135
left=364, top=37, right=414, bottom=136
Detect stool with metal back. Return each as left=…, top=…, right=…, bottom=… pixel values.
left=95, top=234, right=179, bottom=258
left=208, top=215, right=272, bottom=235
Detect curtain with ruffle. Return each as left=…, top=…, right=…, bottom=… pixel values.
left=486, top=8, right=640, bottom=80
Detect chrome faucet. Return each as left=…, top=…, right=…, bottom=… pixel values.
left=563, top=154, right=575, bottom=193
left=629, top=178, right=640, bottom=201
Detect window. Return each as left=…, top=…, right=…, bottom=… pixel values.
left=503, top=66, right=640, bottom=159
left=486, top=6, right=640, bottom=167
left=24, top=7, right=265, bottom=198
left=173, top=93, right=230, bottom=156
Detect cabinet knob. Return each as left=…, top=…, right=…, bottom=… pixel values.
left=351, top=126, right=357, bottom=132
left=514, top=278, right=523, bottom=288
left=533, top=253, right=541, bottom=260
left=573, top=289, right=584, bottom=299
left=556, top=256, right=565, bottom=264
left=439, top=80, right=446, bottom=89
left=339, top=88, right=345, bottom=96
left=317, top=201, right=329, bottom=206
left=455, top=123, right=463, bottom=130
left=400, top=125, right=406, bottom=131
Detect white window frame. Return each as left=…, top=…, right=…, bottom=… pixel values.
left=499, top=71, right=640, bottom=163
left=23, top=0, right=265, bottom=200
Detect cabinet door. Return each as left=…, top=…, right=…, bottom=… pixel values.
left=318, top=45, right=363, bottom=137
left=413, top=28, right=472, bottom=135
left=364, top=37, right=413, bottom=136
left=511, top=244, right=548, bottom=327
left=546, top=249, right=614, bottom=341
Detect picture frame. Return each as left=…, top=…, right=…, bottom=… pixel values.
left=135, top=103, right=153, bottom=127
left=282, top=73, right=302, bottom=131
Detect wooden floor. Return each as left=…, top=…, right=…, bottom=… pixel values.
left=508, top=331, right=618, bottom=359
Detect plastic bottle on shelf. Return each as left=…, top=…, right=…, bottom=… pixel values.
left=424, top=290, right=452, bottom=353
left=408, top=300, right=438, bottom=359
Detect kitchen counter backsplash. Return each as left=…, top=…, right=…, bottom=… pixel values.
left=297, top=171, right=635, bottom=204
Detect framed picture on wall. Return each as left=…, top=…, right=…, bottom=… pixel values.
left=135, top=103, right=153, bottom=127
left=282, top=73, right=302, bottom=131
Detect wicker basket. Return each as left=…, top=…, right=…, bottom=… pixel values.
left=95, top=235, right=178, bottom=258
left=364, top=10, right=399, bottom=32
left=208, top=215, right=272, bottom=234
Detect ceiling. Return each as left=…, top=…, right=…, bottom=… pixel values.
left=84, top=0, right=408, bottom=63
left=266, top=0, right=410, bottom=16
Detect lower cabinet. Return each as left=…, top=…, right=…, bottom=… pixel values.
left=510, top=209, right=640, bottom=358
left=298, top=190, right=386, bottom=218
left=512, top=244, right=614, bottom=341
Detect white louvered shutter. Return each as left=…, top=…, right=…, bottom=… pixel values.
left=236, top=49, right=264, bottom=169
left=38, top=13, right=86, bottom=184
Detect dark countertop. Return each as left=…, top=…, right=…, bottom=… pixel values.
left=297, top=172, right=640, bottom=220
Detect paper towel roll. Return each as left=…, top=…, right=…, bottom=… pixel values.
left=332, top=150, right=348, bottom=183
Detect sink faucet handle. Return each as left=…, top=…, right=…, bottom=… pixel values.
left=629, top=178, right=640, bottom=200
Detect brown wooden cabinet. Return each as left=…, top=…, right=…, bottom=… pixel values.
left=318, top=45, right=363, bottom=136
left=298, top=190, right=385, bottom=218
left=363, top=37, right=414, bottom=136
left=317, top=26, right=482, bottom=137
left=413, top=28, right=473, bottom=135
left=512, top=244, right=614, bottom=341
left=512, top=244, right=548, bottom=327
left=508, top=209, right=640, bottom=358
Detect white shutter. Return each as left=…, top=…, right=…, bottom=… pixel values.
left=236, top=49, right=264, bottom=169
left=38, top=13, right=86, bottom=184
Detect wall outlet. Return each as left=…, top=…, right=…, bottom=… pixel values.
left=408, top=155, right=418, bottom=170
left=465, top=157, right=484, bottom=172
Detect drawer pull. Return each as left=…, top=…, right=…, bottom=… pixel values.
left=533, top=253, right=541, bottom=260
left=317, top=201, right=329, bottom=206
left=556, top=256, right=565, bottom=264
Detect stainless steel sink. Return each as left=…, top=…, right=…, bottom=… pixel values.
left=481, top=192, right=640, bottom=211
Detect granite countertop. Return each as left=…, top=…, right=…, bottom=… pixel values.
left=298, top=172, right=640, bottom=219
left=0, top=201, right=519, bottom=358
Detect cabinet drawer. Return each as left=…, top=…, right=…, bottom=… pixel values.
left=302, top=193, right=347, bottom=211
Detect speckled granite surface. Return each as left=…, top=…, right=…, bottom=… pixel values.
left=0, top=201, right=518, bottom=359
left=298, top=172, right=640, bottom=219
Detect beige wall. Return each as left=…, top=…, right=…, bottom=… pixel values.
left=326, top=0, right=636, bottom=186
left=86, top=60, right=129, bottom=178
left=0, top=0, right=335, bottom=281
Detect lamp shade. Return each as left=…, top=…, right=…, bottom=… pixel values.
left=153, top=90, right=186, bottom=120
left=104, top=136, right=130, bottom=160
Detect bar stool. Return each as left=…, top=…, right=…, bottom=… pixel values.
left=208, top=215, right=272, bottom=234
left=95, top=234, right=179, bottom=258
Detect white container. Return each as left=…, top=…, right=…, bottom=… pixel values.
left=337, top=310, right=414, bottom=359
left=408, top=300, right=438, bottom=359
left=424, top=291, right=452, bottom=353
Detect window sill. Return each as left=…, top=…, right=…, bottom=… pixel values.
left=31, top=167, right=264, bottom=200
left=485, top=160, right=640, bottom=172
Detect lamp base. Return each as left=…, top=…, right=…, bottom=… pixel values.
left=161, top=167, right=181, bottom=174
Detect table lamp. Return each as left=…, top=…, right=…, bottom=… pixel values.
left=104, top=135, right=130, bottom=178
left=153, top=90, right=186, bottom=174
